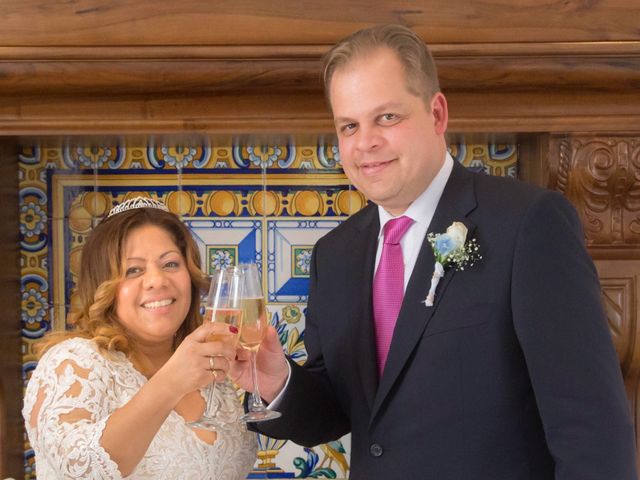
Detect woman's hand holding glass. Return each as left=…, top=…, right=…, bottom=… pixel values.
left=187, top=268, right=244, bottom=431
left=158, top=321, right=238, bottom=400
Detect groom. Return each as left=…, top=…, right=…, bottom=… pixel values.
left=233, top=24, right=637, bottom=479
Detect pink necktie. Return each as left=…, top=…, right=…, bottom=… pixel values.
left=373, top=215, right=415, bottom=377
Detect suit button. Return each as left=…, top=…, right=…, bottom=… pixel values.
left=369, top=443, right=383, bottom=457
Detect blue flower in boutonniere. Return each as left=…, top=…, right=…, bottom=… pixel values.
left=423, top=221, right=481, bottom=306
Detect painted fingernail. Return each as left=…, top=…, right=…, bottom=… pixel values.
left=229, top=325, right=239, bottom=334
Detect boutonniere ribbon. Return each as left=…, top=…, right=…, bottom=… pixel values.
left=423, top=221, right=481, bottom=306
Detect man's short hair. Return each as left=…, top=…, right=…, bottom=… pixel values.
left=322, top=24, right=441, bottom=106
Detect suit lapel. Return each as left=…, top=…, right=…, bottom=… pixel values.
left=371, top=161, right=478, bottom=423
left=346, top=204, right=380, bottom=411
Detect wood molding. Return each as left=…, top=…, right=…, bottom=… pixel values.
left=0, top=43, right=639, bottom=134
left=2, top=90, right=640, bottom=136
left=1, top=42, right=638, bottom=95
left=1, top=1, right=638, bottom=133
left=548, top=134, right=640, bottom=258
left=2, top=1, right=639, bottom=45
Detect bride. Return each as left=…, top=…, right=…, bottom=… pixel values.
left=23, top=197, right=257, bottom=479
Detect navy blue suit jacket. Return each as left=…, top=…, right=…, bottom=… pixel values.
left=256, top=161, right=637, bottom=479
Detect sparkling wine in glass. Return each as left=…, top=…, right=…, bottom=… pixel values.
left=188, top=267, right=243, bottom=430
left=238, top=263, right=282, bottom=422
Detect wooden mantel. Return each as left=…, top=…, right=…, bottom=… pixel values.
left=1, top=0, right=639, bottom=135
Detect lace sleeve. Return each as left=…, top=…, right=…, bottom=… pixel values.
left=23, top=338, right=124, bottom=479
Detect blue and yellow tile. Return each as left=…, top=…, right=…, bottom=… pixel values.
left=18, top=138, right=517, bottom=479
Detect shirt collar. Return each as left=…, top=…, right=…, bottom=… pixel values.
left=377, top=151, right=454, bottom=239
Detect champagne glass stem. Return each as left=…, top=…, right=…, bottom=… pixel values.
left=248, top=350, right=265, bottom=412
left=203, top=372, right=220, bottom=417
left=240, top=347, right=280, bottom=421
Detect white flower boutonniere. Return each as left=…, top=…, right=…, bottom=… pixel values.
left=423, top=221, right=481, bottom=306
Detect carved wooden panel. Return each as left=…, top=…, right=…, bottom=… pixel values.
left=597, top=264, right=637, bottom=373
left=552, top=135, right=640, bottom=461
left=549, top=135, right=640, bottom=257
left=595, top=259, right=640, bottom=456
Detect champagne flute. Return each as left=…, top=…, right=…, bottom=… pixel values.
left=189, top=267, right=244, bottom=430
left=238, top=262, right=282, bottom=422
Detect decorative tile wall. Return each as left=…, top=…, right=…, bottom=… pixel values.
left=19, top=139, right=517, bottom=479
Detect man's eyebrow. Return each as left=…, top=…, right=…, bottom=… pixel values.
left=333, top=116, right=355, bottom=125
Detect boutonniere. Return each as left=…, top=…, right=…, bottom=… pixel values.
left=423, top=221, right=481, bottom=306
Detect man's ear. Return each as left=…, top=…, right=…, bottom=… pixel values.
left=430, top=92, right=449, bottom=135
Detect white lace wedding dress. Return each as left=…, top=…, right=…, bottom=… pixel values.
left=23, top=337, right=257, bottom=479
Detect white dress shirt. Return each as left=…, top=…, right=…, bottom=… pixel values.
left=374, top=152, right=454, bottom=289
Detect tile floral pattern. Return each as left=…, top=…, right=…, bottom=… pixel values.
left=19, top=139, right=517, bottom=479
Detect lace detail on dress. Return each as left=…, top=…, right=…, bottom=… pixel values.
left=23, top=338, right=257, bottom=479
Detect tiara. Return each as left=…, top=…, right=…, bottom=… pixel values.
left=107, top=196, right=170, bottom=218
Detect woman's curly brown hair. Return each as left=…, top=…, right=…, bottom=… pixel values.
left=37, top=206, right=208, bottom=358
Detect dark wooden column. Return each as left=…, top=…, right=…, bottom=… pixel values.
left=0, top=137, right=22, bottom=479
left=548, top=134, right=640, bottom=470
